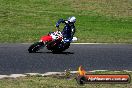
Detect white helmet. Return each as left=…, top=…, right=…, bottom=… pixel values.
left=68, top=16, right=76, bottom=23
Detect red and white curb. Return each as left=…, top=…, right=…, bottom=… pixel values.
left=0, top=70, right=132, bottom=79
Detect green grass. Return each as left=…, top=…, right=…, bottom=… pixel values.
left=0, top=71, right=132, bottom=88
left=0, top=0, right=132, bottom=43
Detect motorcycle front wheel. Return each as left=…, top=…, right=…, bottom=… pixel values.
left=28, top=42, right=44, bottom=53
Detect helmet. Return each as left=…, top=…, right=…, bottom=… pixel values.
left=68, top=16, right=76, bottom=23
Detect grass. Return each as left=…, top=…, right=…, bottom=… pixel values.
left=0, top=0, right=132, bottom=43
left=0, top=71, right=132, bottom=88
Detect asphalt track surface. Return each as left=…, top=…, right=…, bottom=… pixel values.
left=0, top=44, right=132, bottom=75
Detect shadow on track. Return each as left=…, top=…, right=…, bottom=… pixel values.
left=35, top=51, right=74, bottom=55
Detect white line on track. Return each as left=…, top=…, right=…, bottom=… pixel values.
left=0, top=70, right=132, bottom=79
left=22, top=43, right=105, bottom=45
left=22, top=43, right=126, bottom=45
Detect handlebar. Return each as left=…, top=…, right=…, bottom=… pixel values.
left=50, top=30, right=63, bottom=40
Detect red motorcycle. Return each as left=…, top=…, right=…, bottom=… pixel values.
left=28, top=30, right=77, bottom=53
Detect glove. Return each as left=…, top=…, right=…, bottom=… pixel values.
left=56, top=23, right=59, bottom=28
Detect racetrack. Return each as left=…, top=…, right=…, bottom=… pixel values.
left=0, top=44, right=132, bottom=75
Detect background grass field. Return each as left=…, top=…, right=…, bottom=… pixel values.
left=0, top=0, right=132, bottom=43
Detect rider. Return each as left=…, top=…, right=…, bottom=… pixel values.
left=56, top=16, right=76, bottom=43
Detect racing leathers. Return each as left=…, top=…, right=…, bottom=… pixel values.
left=56, top=19, right=76, bottom=43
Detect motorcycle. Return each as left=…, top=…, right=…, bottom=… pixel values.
left=28, top=30, right=77, bottom=53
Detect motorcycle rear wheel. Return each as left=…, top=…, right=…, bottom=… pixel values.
left=28, top=42, right=44, bottom=53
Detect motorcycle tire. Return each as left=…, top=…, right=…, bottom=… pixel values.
left=28, top=42, right=44, bottom=53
